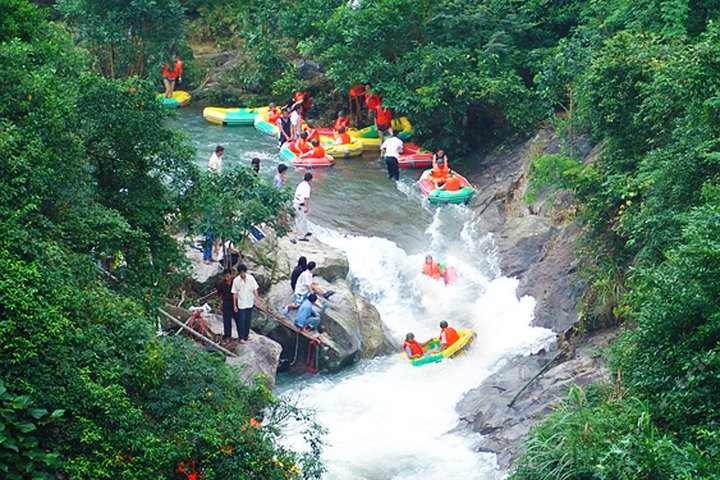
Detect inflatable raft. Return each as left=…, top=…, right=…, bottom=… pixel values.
left=402, top=329, right=477, bottom=366
left=203, top=106, right=259, bottom=126
left=279, top=145, right=335, bottom=169
left=253, top=106, right=280, bottom=136
left=320, top=135, right=364, bottom=159
left=398, top=143, right=434, bottom=168
left=418, top=169, right=475, bottom=204
left=158, top=90, right=191, bottom=108
left=349, top=117, right=413, bottom=150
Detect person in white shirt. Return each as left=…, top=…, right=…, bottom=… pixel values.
left=208, top=145, right=224, bottom=173
left=380, top=129, right=403, bottom=181
left=231, top=264, right=260, bottom=344
left=289, top=105, right=303, bottom=140
left=291, top=172, right=312, bottom=243
left=284, top=261, right=334, bottom=313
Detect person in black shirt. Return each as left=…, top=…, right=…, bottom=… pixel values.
left=216, top=268, right=236, bottom=341
left=290, top=256, right=308, bottom=291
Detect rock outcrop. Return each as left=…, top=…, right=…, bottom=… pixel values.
left=458, top=130, right=607, bottom=467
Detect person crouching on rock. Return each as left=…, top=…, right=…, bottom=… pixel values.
left=294, top=293, right=327, bottom=332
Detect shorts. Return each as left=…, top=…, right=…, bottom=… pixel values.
left=377, top=124, right=390, bottom=132
left=294, top=292, right=309, bottom=306
left=163, top=76, right=176, bottom=82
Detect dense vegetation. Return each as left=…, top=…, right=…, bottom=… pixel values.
left=0, top=1, right=318, bottom=479
left=3, top=0, right=720, bottom=477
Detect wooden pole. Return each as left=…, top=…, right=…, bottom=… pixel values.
left=158, top=308, right=238, bottom=358
left=507, top=348, right=567, bottom=408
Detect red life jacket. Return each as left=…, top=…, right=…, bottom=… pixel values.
left=162, top=59, right=182, bottom=79
left=295, top=91, right=310, bottom=111
left=366, top=93, right=381, bottom=110
left=291, top=138, right=311, bottom=155
left=432, top=158, right=450, bottom=179
left=403, top=339, right=424, bottom=357
left=349, top=85, right=366, bottom=97
left=441, top=327, right=460, bottom=347
left=333, top=116, right=349, bottom=131
left=423, top=259, right=442, bottom=279
left=375, top=107, right=392, bottom=126
left=336, top=132, right=351, bottom=144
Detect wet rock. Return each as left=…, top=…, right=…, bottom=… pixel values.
left=224, top=332, right=282, bottom=391
left=456, top=331, right=613, bottom=469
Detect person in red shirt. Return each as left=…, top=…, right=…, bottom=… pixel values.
left=431, top=150, right=451, bottom=186
left=442, top=174, right=461, bottom=191
left=291, top=131, right=312, bottom=155
left=162, top=52, right=182, bottom=98
left=349, top=85, right=366, bottom=124
left=304, top=119, right=320, bottom=143
left=266, top=102, right=281, bottom=123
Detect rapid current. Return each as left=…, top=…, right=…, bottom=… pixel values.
left=172, top=108, right=555, bottom=479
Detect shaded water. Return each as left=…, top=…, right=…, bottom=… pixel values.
left=170, top=108, right=554, bottom=479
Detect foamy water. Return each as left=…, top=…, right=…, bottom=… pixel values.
left=276, top=205, right=554, bottom=480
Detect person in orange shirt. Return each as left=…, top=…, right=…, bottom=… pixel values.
left=304, top=119, right=320, bottom=143
left=333, top=111, right=350, bottom=131
left=162, top=52, right=182, bottom=98
left=438, top=321, right=460, bottom=349
left=403, top=333, right=425, bottom=359
left=334, top=127, right=351, bottom=145
left=422, top=255, right=445, bottom=280
left=290, top=131, right=311, bottom=155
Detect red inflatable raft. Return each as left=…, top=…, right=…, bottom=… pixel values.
left=398, top=143, right=433, bottom=168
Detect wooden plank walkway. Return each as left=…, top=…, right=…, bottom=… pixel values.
left=255, top=302, right=341, bottom=353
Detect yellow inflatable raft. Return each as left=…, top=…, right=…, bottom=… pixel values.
left=349, top=117, right=413, bottom=150
left=401, top=329, right=476, bottom=366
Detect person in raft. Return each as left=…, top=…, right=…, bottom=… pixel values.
left=439, top=320, right=460, bottom=350
left=162, top=52, right=182, bottom=98
left=431, top=150, right=450, bottom=186
left=334, top=127, right=351, bottom=145
left=290, top=131, right=312, bottom=155
left=298, top=139, right=327, bottom=160
left=294, top=293, right=327, bottom=332
left=266, top=102, right=281, bottom=124
left=441, top=173, right=462, bottom=191
left=333, top=111, right=350, bottom=132
left=422, top=255, right=446, bottom=280
left=304, top=119, right=320, bottom=143
left=404, top=333, right=426, bottom=359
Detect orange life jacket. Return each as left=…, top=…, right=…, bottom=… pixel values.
left=366, top=93, right=381, bottom=110
left=441, top=327, right=460, bottom=347
left=333, top=116, right=349, bottom=131
left=336, top=132, right=351, bottom=144
left=291, top=138, right=311, bottom=154
left=375, top=107, right=392, bottom=126
left=403, top=339, right=424, bottom=357
left=305, top=127, right=319, bottom=143
left=308, top=144, right=326, bottom=158
left=267, top=108, right=281, bottom=124
left=295, top=91, right=310, bottom=111
left=444, top=175, right=461, bottom=191
left=432, top=158, right=450, bottom=179
left=423, top=259, right=442, bottom=279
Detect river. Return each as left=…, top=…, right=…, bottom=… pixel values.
left=171, top=108, right=554, bottom=479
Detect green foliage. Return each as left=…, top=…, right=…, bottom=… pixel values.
left=0, top=381, right=64, bottom=480
left=179, top=166, right=292, bottom=252
left=512, top=384, right=700, bottom=480
left=57, top=0, right=187, bottom=79
left=525, top=154, right=582, bottom=203
left=1, top=2, right=324, bottom=478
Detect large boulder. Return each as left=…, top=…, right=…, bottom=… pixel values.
left=204, top=313, right=282, bottom=390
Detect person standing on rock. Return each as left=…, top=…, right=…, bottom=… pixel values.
left=231, top=263, right=260, bottom=344
left=216, top=268, right=235, bottom=343
left=291, top=172, right=313, bottom=244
